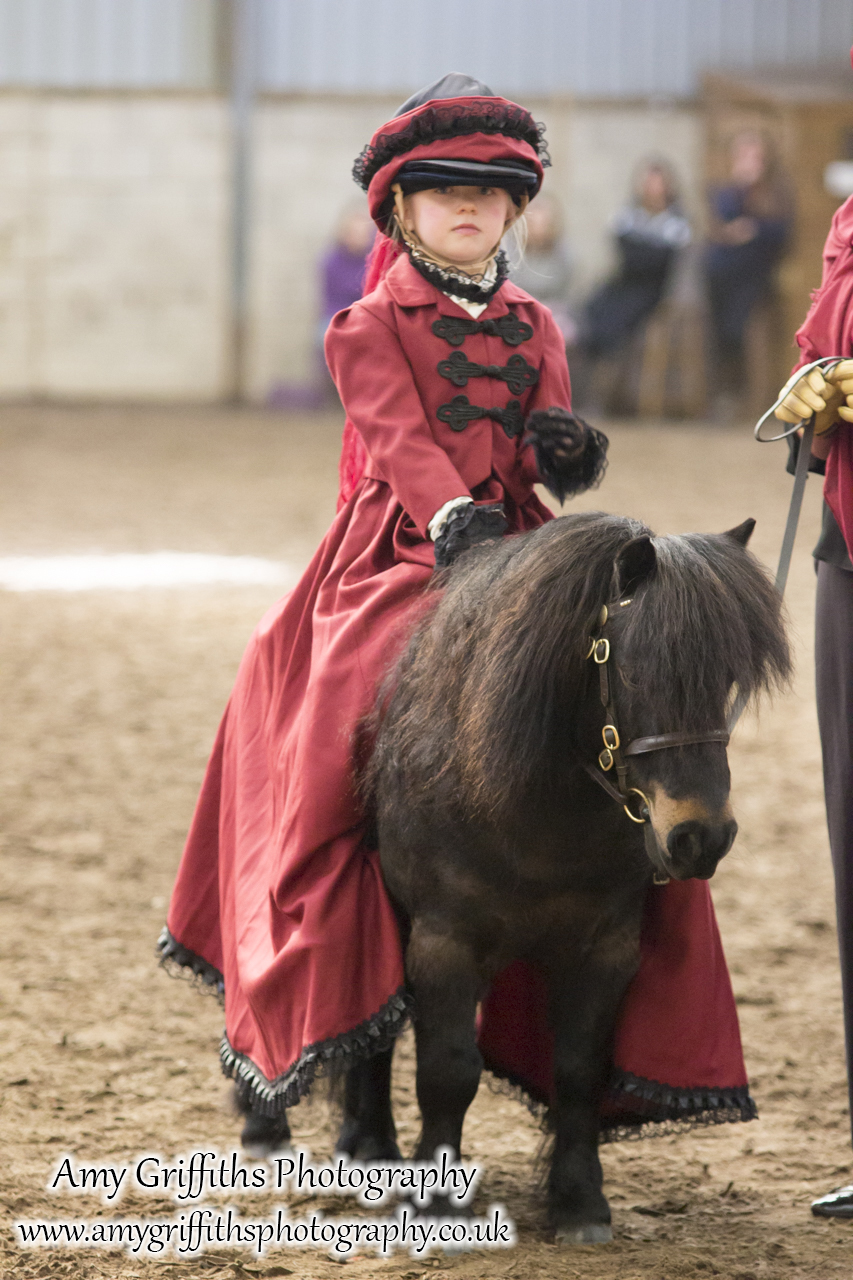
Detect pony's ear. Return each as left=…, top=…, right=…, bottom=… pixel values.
left=723, top=518, right=756, bottom=547
left=615, top=535, right=657, bottom=597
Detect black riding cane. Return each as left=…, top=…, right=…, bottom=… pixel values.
left=727, top=356, right=843, bottom=731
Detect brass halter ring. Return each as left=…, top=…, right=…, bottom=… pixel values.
left=623, top=787, right=651, bottom=825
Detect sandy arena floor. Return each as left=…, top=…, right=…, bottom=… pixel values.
left=1, top=404, right=852, bottom=1280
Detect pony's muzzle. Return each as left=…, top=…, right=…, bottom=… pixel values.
left=665, top=818, right=737, bottom=880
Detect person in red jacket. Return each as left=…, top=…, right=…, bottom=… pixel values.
left=159, top=74, right=754, bottom=1155
left=772, top=96, right=853, bottom=1216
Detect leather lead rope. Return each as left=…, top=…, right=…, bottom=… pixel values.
left=728, top=414, right=815, bottom=733
left=728, top=362, right=838, bottom=732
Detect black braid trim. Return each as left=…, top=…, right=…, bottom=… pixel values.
left=408, top=249, right=509, bottom=303
left=353, top=102, right=550, bottom=191
left=481, top=1054, right=757, bottom=1143
left=220, top=989, right=413, bottom=1118
left=157, top=926, right=224, bottom=1004
left=438, top=351, right=538, bottom=395
left=437, top=395, right=524, bottom=439
left=432, top=311, right=534, bottom=347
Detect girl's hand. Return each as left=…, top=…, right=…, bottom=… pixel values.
left=524, top=409, right=609, bottom=503
left=433, top=503, right=507, bottom=569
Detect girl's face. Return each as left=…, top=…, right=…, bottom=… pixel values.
left=403, top=185, right=516, bottom=267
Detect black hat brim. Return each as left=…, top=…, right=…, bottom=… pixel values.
left=394, top=157, right=539, bottom=199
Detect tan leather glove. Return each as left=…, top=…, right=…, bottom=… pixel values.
left=823, top=359, right=853, bottom=424
left=774, top=365, right=845, bottom=435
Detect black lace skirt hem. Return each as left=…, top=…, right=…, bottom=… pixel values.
left=481, top=1058, right=757, bottom=1142
left=220, top=991, right=412, bottom=1117
left=157, top=926, right=225, bottom=1002
left=158, top=927, right=757, bottom=1136
left=156, top=924, right=412, bottom=1117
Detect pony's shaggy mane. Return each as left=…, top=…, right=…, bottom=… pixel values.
left=612, top=529, right=790, bottom=735
left=367, top=512, right=790, bottom=823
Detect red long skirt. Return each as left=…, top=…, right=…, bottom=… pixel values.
left=164, top=477, right=753, bottom=1131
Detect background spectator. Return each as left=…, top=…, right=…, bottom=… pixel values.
left=269, top=201, right=374, bottom=408
left=319, top=202, right=375, bottom=330
left=573, top=157, right=691, bottom=410
left=705, top=129, right=793, bottom=416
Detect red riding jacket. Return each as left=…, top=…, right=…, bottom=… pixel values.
left=324, top=252, right=573, bottom=537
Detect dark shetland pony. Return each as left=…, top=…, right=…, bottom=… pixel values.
left=244, top=511, right=790, bottom=1243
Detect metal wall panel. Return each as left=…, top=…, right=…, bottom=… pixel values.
left=0, top=0, right=850, bottom=97
left=0, top=0, right=218, bottom=88
left=256, top=0, right=853, bottom=98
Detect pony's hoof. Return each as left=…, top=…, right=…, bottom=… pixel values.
left=334, top=1128, right=401, bottom=1163
left=239, top=1114, right=292, bottom=1159
left=555, top=1222, right=613, bottom=1246
left=243, top=1140, right=293, bottom=1160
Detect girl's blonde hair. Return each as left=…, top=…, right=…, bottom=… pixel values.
left=503, top=213, right=528, bottom=269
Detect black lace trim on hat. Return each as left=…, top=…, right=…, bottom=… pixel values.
left=481, top=1054, right=757, bottom=1142
left=221, top=991, right=413, bottom=1117
left=438, top=351, right=539, bottom=396
left=157, top=926, right=224, bottom=1003
left=437, top=395, right=524, bottom=439
left=432, top=311, right=534, bottom=347
left=408, top=247, right=509, bottom=303
left=353, top=101, right=550, bottom=191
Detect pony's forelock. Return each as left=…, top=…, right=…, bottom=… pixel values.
left=612, top=531, right=791, bottom=733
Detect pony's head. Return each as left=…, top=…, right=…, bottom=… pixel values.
left=596, top=518, right=790, bottom=879
left=370, top=512, right=790, bottom=885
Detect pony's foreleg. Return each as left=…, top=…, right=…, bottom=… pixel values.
left=335, top=1046, right=401, bottom=1161
left=407, top=924, right=482, bottom=1166
left=546, top=954, right=637, bottom=1245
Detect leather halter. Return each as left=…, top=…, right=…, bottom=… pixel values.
left=583, top=600, right=730, bottom=884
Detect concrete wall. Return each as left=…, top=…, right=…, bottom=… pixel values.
left=248, top=94, right=393, bottom=400
left=0, top=90, right=231, bottom=400
left=0, top=89, right=701, bottom=402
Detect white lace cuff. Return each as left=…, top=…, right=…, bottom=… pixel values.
left=428, top=496, right=473, bottom=541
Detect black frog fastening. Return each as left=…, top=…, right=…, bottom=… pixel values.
left=437, top=395, right=524, bottom=438
left=431, top=312, right=534, bottom=348
left=437, top=351, right=539, bottom=396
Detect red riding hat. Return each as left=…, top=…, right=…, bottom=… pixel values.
left=353, top=72, right=549, bottom=231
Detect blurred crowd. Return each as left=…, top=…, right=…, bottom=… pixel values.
left=563, top=129, right=793, bottom=420
left=275, top=128, right=793, bottom=421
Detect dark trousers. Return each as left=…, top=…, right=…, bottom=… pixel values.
left=816, top=560, right=853, bottom=1142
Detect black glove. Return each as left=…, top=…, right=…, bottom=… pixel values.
left=433, top=502, right=508, bottom=569
left=524, top=408, right=608, bottom=503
